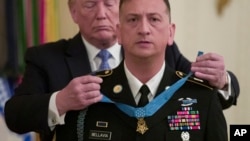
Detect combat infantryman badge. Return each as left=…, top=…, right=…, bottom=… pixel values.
left=136, top=118, right=148, bottom=134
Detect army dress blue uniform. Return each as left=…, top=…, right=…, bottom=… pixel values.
left=76, top=62, right=228, bottom=141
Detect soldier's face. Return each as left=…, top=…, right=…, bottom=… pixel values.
left=118, top=0, right=175, bottom=59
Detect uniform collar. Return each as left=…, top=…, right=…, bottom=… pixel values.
left=124, top=62, right=166, bottom=101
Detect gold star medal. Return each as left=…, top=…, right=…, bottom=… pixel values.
left=136, top=118, right=148, bottom=134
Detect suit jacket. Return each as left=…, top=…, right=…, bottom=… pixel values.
left=166, top=44, right=239, bottom=109
left=74, top=63, right=227, bottom=141
left=4, top=33, right=234, bottom=140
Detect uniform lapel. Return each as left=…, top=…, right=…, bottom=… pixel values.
left=101, top=63, right=182, bottom=130
left=65, top=33, right=92, bottom=78
left=101, top=62, right=137, bottom=106
left=146, top=64, right=181, bottom=128
left=100, top=62, right=138, bottom=128
left=155, top=64, right=176, bottom=95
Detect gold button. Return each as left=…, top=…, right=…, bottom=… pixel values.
left=113, top=85, right=122, bottom=94
left=52, top=118, right=57, bottom=124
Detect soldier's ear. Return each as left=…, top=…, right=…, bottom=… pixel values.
left=167, top=23, right=176, bottom=46
left=117, top=24, right=122, bottom=45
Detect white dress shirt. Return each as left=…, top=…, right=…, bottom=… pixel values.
left=83, top=37, right=122, bottom=71
left=124, top=61, right=165, bottom=104
left=218, top=72, right=231, bottom=100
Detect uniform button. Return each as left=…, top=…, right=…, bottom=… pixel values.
left=52, top=118, right=57, bottom=124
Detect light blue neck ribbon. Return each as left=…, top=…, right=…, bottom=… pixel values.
left=100, top=72, right=192, bottom=118
left=77, top=51, right=203, bottom=141
left=100, top=51, right=203, bottom=118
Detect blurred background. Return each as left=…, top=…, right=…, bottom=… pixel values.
left=0, top=0, right=249, bottom=140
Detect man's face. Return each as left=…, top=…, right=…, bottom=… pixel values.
left=70, top=0, right=119, bottom=47
left=118, top=0, right=175, bottom=59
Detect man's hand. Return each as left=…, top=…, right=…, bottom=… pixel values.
left=56, top=75, right=103, bottom=115
left=191, top=53, right=228, bottom=89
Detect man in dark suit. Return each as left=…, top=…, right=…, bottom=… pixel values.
left=4, top=0, right=234, bottom=140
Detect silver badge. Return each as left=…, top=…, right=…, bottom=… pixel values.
left=178, top=97, right=197, bottom=107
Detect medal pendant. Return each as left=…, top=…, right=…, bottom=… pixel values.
left=136, top=118, right=148, bottom=134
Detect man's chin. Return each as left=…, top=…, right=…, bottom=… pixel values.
left=94, top=32, right=116, bottom=41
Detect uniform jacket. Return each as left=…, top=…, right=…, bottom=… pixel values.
left=4, top=33, right=234, bottom=140
left=80, top=63, right=228, bottom=141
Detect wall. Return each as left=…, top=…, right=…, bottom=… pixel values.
left=58, top=0, right=78, bottom=39
left=169, top=0, right=250, bottom=126
left=58, top=0, right=250, bottom=130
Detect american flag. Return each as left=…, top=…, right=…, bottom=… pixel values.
left=0, top=77, right=34, bottom=141
left=0, top=77, right=11, bottom=115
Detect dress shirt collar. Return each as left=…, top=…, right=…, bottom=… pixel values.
left=124, top=61, right=165, bottom=101
left=81, top=36, right=122, bottom=70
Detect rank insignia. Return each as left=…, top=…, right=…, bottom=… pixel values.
left=175, top=71, right=213, bottom=90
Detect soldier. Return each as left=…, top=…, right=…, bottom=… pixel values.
left=79, top=0, right=228, bottom=140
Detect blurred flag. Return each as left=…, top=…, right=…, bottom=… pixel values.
left=0, top=77, right=34, bottom=141
left=5, top=0, right=59, bottom=77
left=0, top=77, right=11, bottom=115
left=3, top=0, right=59, bottom=140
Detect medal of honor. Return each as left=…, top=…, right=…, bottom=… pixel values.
left=136, top=118, right=148, bottom=134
